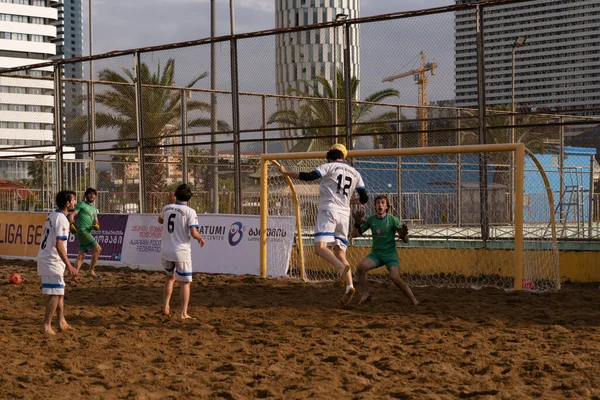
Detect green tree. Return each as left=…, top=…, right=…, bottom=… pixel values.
left=268, top=70, right=401, bottom=149
left=72, top=58, right=230, bottom=212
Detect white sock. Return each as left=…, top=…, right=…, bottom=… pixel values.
left=346, top=284, right=354, bottom=292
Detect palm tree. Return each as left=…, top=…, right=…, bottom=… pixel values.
left=71, top=58, right=230, bottom=212
left=268, top=70, right=401, bottom=150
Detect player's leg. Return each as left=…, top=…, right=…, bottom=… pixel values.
left=75, top=250, right=86, bottom=272
left=333, top=215, right=352, bottom=286
left=56, top=296, right=72, bottom=331
left=334, top=246, right=355, bottom=306
left=162, top=261, right=176, bottom=316
left=389, top=266, right=419, bottom=305
left=88, top=243, right=102, bottom=276
left=175, top=262, right=193, bottom=319
left=357, top=256, right=379, bottom=305
left=42, top=295, right=59, bottom=334
left=314, top=210, right=347, bottom=274
left=41, top=275, right=65, bottom=334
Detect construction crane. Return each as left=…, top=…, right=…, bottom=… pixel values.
left=383, top=51, right=437, bottom=147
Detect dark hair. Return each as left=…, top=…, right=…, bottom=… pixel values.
left=326, top=149, right=345, bottom=162
left=374, top=194, right=391, bottom=212
left=56, top=190, right=76, bottom=208
left=84, top=187, right=97, bottom=196
left=175, top=184, right=193, bottom=202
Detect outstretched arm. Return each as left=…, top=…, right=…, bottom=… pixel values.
left=277, top=164, right=320, bottom=181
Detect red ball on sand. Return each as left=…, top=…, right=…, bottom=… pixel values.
left=8, top=273, right=23, bottom=285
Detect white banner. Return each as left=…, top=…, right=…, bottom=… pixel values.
left=121, top=214, right=296, bottom=277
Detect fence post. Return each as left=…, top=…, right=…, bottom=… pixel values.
left=476, top=5, right=489, bottom=243
left=396, top=105, right=402, bottom=219
left=343, top=21, right=352, bottom=150
left=456, top=109, right=462, bottom=227
left=589, top=154, right=594, bottom=239
left=134, top=52, right=146, bottom=213
left=181, top=89, right=188, bottom=185
left=89, top=73, right=97, bottom=189
left=54, top=64, right=63, bottom=190
left=559, top=116, right=565, bottom=219
left=231, top=36, right=242, bottom=214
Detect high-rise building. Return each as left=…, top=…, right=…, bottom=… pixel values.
left=455, top=0, right=600, bottom=116
left=275, top=0, right=360, bottom=96
left=0, top=0, right=59, bottom=181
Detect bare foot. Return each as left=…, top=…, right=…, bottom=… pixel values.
left=412, top=299, right=420, bottom=306
left=341, top=286, right=355, bottom=306
left=180, top=314, right=194, bottom=320
left=358, top=293, right=372, bottom=305
left=59, top=322, right=73, bottom=331
left=163, top=305, right=171, bottom=316
left=89, top=270, right=98, bottom=277
left=41, top=325, right=56, bottom=335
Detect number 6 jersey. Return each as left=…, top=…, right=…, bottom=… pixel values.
left=315, top=161, right=366, bottom=216
left=37, top=210, right=70, bottom=276
left=160, top=202, right=199, bottom=262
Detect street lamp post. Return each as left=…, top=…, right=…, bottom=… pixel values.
left=510, top=36, right=526, bottom=223
left=332, top=13, right=347, bottom=144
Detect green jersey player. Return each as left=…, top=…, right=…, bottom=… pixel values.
left=68, top=188, right=102, bottom=277
left=351, top=195, right=419, bottom=306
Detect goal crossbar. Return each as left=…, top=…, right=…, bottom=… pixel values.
left=260, top=143, right=529, bottom=290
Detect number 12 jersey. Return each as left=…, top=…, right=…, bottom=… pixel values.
left=315, top=161, right=365, bottom=216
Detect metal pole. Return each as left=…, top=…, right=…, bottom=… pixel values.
left=476, top=5, right=489, bottom=243
left=181, top=89, right=188, bottom=185
left=343, top=22, right=352, bottom=150
left=54, top=64, right=63, bottom=189
left=333, top=25, right=338, bottom=144
left=230, top=0, right=235, bottom=35
left=589, top=154, right=594, bottom=238
left=262, top=95, right=267, bottom=154
left=231, top=37, right=242, bottom=214
left=457, top=109, right=462, bottom=227
left=514, top=144, right=524, bottom=290
left=134, top=52, right=145, bottom=213
left=559, top=116, right=565, bottom=219
left=396, top=106, right=402, bottom=219
left=88, top=0, right=96, bottom=189
left=210, top=0, right=219, bottom=213
left=510, top=45, right=516, bottom=225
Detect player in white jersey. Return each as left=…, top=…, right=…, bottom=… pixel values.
left=158, top=184, right=205, bottom=319
left=37, top=190, right=79, bottom=335
left=277, top=144, right=369, bottom=306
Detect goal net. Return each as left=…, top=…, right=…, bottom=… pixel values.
left=259, top=143, right=560, bottom=292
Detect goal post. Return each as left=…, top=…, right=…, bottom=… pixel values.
left=260, top=143, right=559, bottom=291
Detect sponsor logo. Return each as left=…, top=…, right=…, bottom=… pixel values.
left=228, top=222, right=244, bottom=246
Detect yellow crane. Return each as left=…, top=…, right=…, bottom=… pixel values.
left=383, top=51, right=437, bottom=147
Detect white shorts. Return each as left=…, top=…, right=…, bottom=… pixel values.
left=162, top=260, right=193, bottom=283
left=41, top=275, right=65, bottom=296
left=314, top=209, right=349, bottom=251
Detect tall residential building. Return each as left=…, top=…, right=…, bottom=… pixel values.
left=275, top=0, right=360, bottom=96
left=455, top=0, right=600, bottom=116
left=0, top=0, right=58, bottom=181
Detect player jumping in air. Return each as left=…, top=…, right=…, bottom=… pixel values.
left=37, top=190, right=79, bottom=334
left=277, top=144, right=369, bottom=306
left=351, top=194, right=419, bottom=306
left=68, top=187, right=102, bottom=277
left=158, top=184, right=204, bottom=319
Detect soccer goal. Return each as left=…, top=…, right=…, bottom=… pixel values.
left=259, top=143, right=560, bottom=292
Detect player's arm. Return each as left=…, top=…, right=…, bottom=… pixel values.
left=190, top=227, right=204, bottom=247
left=67, top=208, right=79, bottom=223
left=395, top=216, right=409, bottom=243
left=55, top=239, right=77, bottom=278
left=158, top=209, right=164, bottom=224
left=352, top=175, right=368, bottom=205
left=92, top=213, right=100, bottom=231
left=277, top=164, right=321, bottom=181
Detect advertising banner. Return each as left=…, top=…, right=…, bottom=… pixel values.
left=67, top=214, right=129, bottom=261
left=193, top=214, right=296, bottom=277
left=120, top=214, right=163, bottom=269
left=0, top=212, right=47, bottom=257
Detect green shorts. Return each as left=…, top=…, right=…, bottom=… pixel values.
left=77, top=230, right=98, bottom=252
left=367, top=252, right=399, bottom=270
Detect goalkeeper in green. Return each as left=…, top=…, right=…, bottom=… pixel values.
left=68, top=188, right=102, bottom=277
left=351, top=195, right=419, bottom=306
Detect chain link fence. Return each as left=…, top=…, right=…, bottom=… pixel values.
left=1, top=0, right=600, bottom=241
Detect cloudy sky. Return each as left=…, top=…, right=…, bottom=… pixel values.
left=87, top=0, right=453, bottom=54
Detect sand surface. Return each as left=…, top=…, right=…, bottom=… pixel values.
left=1, top=259, right=600, bottom=399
